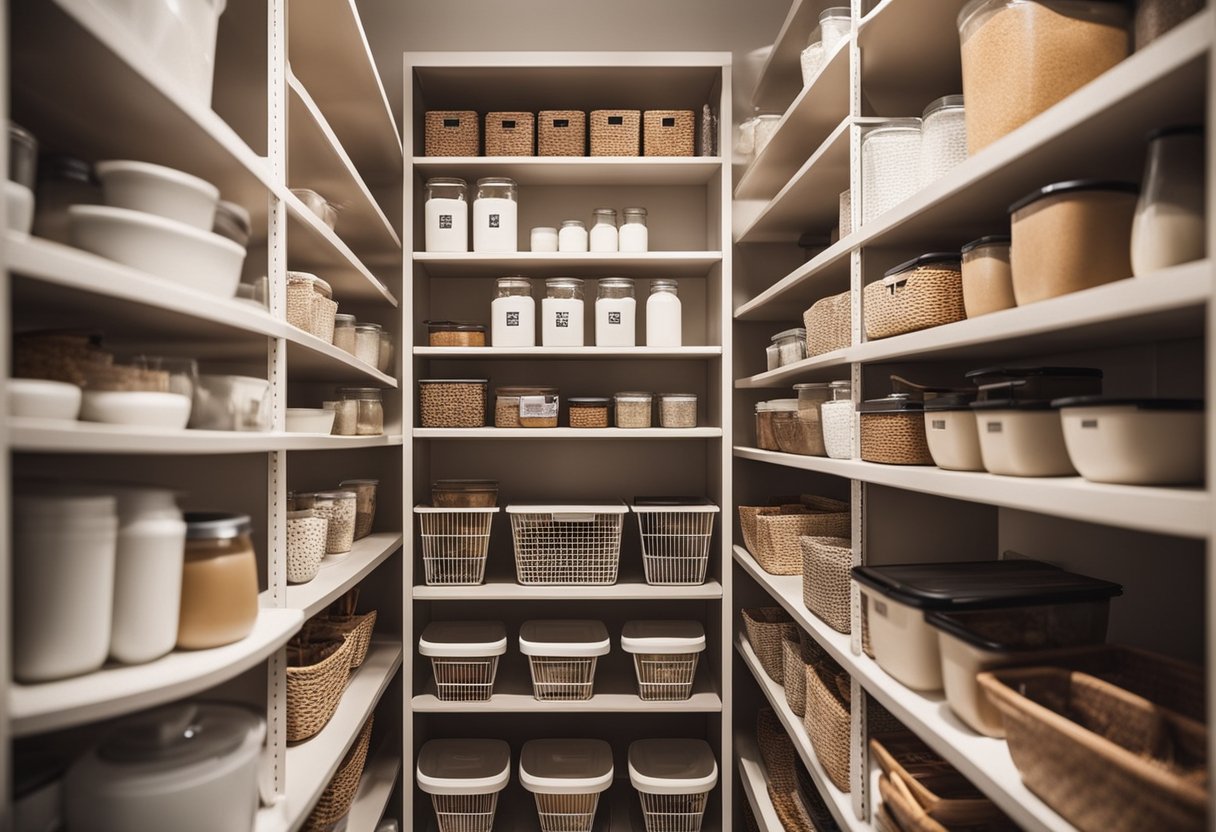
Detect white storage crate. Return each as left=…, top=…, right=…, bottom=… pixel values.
left=419, top=621, right=507, bottom=702
left=414, top=506, right=499, bottom=586
left=519, top=619, right=610, bottom=701
left=629, top=739, right=718, bottom=832
left=417, top=738, right=511, bottom=832
left=520, top=738, right=614, bottom=832
left=631, top=499, right=719, bottom=585
left=507, top=503, right=626, bottom=585
left=621, top=620, right=706, bottom=701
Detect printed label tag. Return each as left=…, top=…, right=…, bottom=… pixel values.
left=556, top=312, right=569, bottom=328
left=1081, top=419, right=1099, bottom=429
left=874, top=600, right=888, bottom=617
left=554, top=119, right=570, bottom=128
left=489, top=214, right=500, bottom=229
left=931, top=419, right=946, bottom=430
left=506, top=312, right=520, bottom=327
left=987, top=422, right=1003, bottom=433
left=608, top=312, right=621, bottom=325
left=443, top=118, right=460, bottom=127
left=608, top=116, right=624, bottom=125
left=439, top=214, right=452, bottom=229
left=519, top=395, right=559, bottom=419
left=662, top=117, right=676, bottom=127
left=502, top=119, right=516, bottom=129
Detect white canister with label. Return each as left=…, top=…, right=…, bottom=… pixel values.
left=595, top=277, right=636, bottom=347
left=473, top=177, right=518, bottom=252
left=492, top=276, right=536, bottom=347
left=424, top=178, right=469, bottom=252
left=542, top=277, right=585, bottom=347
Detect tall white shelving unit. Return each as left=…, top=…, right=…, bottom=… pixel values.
left=4, top=2, right=407, bottom=829
left=732, top=2, right=1215, bottom=830
left=403, top=52, right=734, bottom=830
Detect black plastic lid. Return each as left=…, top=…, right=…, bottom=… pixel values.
left=1051, top=396, right=1205, bottom=411
left=859, top=393, right=923, bottom=414
left=38, top=154, right=95, bottom=184
left=925, top=609, right=1105, bottom=653
left=851, top=559, right=1123, bottom=611
left=568, top=397, right=611, bottom=405
left=883, top=252, right=962, bottom=279
left=966, top=366, right=1103, bottom=383
left=961, top=234, right=1011, bottom=254
left=633, top=497, right=713, bottom=506
left=970, top=399, right=1056, bottom=411
left=1009, top=180, right=1139, bottom=214
left=924, top=392, right=978, bottom=412
left=1147, top=124, right=1203, bottom=142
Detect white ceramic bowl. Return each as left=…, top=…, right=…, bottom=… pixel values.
left=95, top=160, right=220, bottom=230
left=79, top=391, right=192, bottom=430
left=5, top=180, right=34, bottom=235
left=1057, top=397, right=1205, bottom=485
left=285, top=407, right=337, bottom=434
left=8, top=379, right=82, bottom=420
left=972, top=402, right=1076, bottom=477
left=69, top=205, right=245, bottom=298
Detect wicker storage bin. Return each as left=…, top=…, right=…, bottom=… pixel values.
left=742, top=607, right=798, bottom=684
left=538, top=110, right=587, bottom=156
left=415, top=506, right=499, bottom=586
left=978, top=667, right=1208, bottom=832
left=738, top=503, right=801, bottom=556
left=485, top=111, right=535, bottom=156
left=590, top=109, right=641, bottom=156
left=801, top=535, right=853, bottom=634
left=1061, top=644, right=1206, bottom=722
left=752, top=496, right=851, bottom=575
left=287, top=272, right=337, bottom=343
left=419, top=379, right=488, bottom=428
left=303, top=715, right=373, bottom=831
left=864, top=254, right=965, bottom=340
left=780, top=629, right=826, bottom=720
left=425, top=111, right=479, bottom=156
left=286, top=634, right=354, bottom=742
left=313, top=609, right=377, bottom=669
left=758, top=709, right=813, bottom=832
left=644, top=110, right=696, bottom=156
left=860, top=411, right=933, bottom=465
left=508, top=503, right=627, bottom=585
left=803, top=290, right=852, bottom=357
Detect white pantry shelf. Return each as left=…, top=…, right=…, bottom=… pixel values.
left=856, top=0, right=965, bottom=115
left=285, top=192, right=399, bottom=305
left=737, top=731, right=803, bottom=832
left=735, top=349, right=850, bottom=388
left=413, top=251, right=724, bottom=279
left=414, top=427, right=723, bottom=439
left=750, top=0, right=839, bottom=112
left=734, top=236, right=854, bottom=321
left=345, top=740, right=402, bottom=832
left=10, top=421, right=405, bottom=455
left=414, top=346, right=722, bottom=360
left=412, top=156, right=724, bottom=186
left=413, top=577, right=724, bottom=601
left=10, top=608, right=304, bottom=737
left=286, top=331, right=398, bottom=386
left=285, top=534, right=404, bottom=618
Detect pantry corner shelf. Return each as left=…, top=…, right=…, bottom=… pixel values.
left=285, top=331, right=399, bottom=387
left=736, top=730, right=801, bottom=832
left=10, top=608, right=305, bottom=737
left=410, top=156, right=725, bottom=186
left=412, top=251, right=724, bottom=279
left=344, top=739, right=402, bottom=832
left=749, top=0, right=834, bottom=112
left=733, top=236, right=854, bottom=321
left=9, top=421, right=405, bottom=455
left=412, top=577, right=725, bottom=601
left=413, top=346, right=723, bottom=360
left=284, top=191, right=400, bottom=307
left=285, top=533, right=404, bottom=618
left=413, top=427, right=723, bottom=439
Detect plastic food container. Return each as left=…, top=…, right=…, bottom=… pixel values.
left=495, top=385, right=559, bottom=428
left=291, top=188, right=339, bottom=229
left=959, top=0, right=1130, bottom=153
left=432, top=479, right=499, bottom=508
left=622, top=620, right=706, bottom=700
left=773, top=385, right=829, bottom=456
left=924, top=394, right=983, bottom=471
left=761, top=399, right=797, bottom=451
left=79, top=389, right=192, bottom=430
left=178, top=513, right=259, bottom=649
left=851, top=558, right=1122, bottom=690
left=508, top=503, right=627, bottom=585
left=519, top=619, right=611, bottom=700
left=419, top=379, right=486, bottom=428
left=919, top=95, right=967, bottom=187
left=754, top=401, right=777, bottom=450
left=628, top=739, right=718, bottom=832
left=336, top=386, right=385, bottom=436
left=862, top=119, right=922, bottom=224
left=569, top=397, right=610, bottom=428
left=967, top=365, right=1103, bottom=402
left=285, top=407, right=335, bottom=434
left=424, top=177, right=469, bottom=253
left=301, top=490, right=356, bottom=554
left=419, top=621, right=507, bottom=702
left=821, top=381, right=854, bottom=460
left=632, top=498, right=719, bottom=585
left=659, top=393, right=698, bottom=428
left=860, top=393, right=933, bottom=465
left=95, top=160, right=220, bottom=230
left=8, top=378, right=82, bottom=420
left=1132, top=125, right=1206, bottom=277
left=770, top=328, right=807, bottom=367
left=414, top=506, right=500, bottom=585
left=1055, top=396, right=1205, bottom=485
left=927, top=607, right=1113, bottom=736
left=1009, top=180, right=1139, bottom=305
left=338, top=478, right=379, bottom=539
left=190, top=374, right=271, bottom=431
left=972, top=399, right=1076, bottom=476
left=865, top=252, right=965, bottom=340
left=354, top=322, right=383, bottom=366
left=520, top=739, right=614, bottom=832
left=427, top=321, right=486, bottom=347
left=615, top=391, right=654, bottom=428
left=286, top=509, right=326, bottom=584
left=417, top=739, right=511, bottom=832
left=961, top=235, right=1014, bottom=317
left=473, top=177, right=518, bottom=253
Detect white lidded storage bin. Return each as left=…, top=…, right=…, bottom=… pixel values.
left=507, top=503, right=627, bottom=585
left=519, top=619, right=611, bottom=701
left=419, top=621, right=508, bottom=702
left=621, top=620, right=706, bottom=701
left=414, top=506, right=500, bottom=586
left=520, top=739, right=614, bottom=832
left=629, top=739, right=718, bottom=832
left=924, top=396, right=983, bottom=472
left=972, top=400, right=1076, bottom=476
left=632, top=499, right=719, bottom=585
left=417, top=739, right=511, bottom=832
left=1055, top=396, right=1206, bottom=485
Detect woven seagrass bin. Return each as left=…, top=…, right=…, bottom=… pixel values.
left=804, top=290, right=852, bottom=357
left=742, top=607, right=797, bottom=684
left=750, top=496, right=850, bottom=575
left=312, top=590, right=377, bottom=669
left=801, top=535, right=853, bottom=634
left=643, top=110, right=696, bottom=156
left=590, top=109, right=641, bottom=156
left=860, top=411, right=934, bottom=465
left=781, top=629, right=825, bottom=718
left=864, top=257, right=965, bottom=340
left=286, top=633, right=354, bottom=742
left=302, top=715, right=374, bottom=831
left=757, top=708, right=814, bottom=832
left=538, top=110, right=587, bottom=155
left=425, top=111, right=479, bottom=156
left=485, top=111, right=535, bottom=156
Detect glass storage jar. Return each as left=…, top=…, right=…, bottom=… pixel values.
left=495, top=385, right=560, bottom=428
left=659, top=393, right=698, bottom=428
left=595, top=277, right=636, bottom=347
left=492, top=276, right=536, bottom=347
left=771, top=328, right=807, bottom=367
left=646, top=279, right=682, bottom=347
left=542, top=277, right=585, bottom=347
left=753, top=114, right=783, bottom=157
left=338, top=387, right=384, bottom=435
left=1132, top=125, right=1206, bottom=276
left=310, top=490, right=358, bottom=554
left=766, top=344, right=781, bottom=371
left=558, top=219, right=588, bottom=252
left=333, top=314, right=357, bottom=354
left=355, top=322, right=383, bottom=365
left=178, top=513, right=258, bottom=649
left=777, top=382, right=831, bottom=456
left=286, top=509, right=327, bottom=584
left=590, top=208, right=618, bottom=252
left=737, top=115, right=760, bottom=158
left=33, top=155, right=101, bottom=244
left=764, top=399, right=799, bottom=451
left=821, top=380, right=855, bottom=460
left=425, top=177, right=468, bottom=253
left=338, top=478, right=379, bottom=540
left=531, top=226, right=558, bottom=252
left=615, top=392, right=654, bottom=428
left=569, top=397, right=611, bottom=428
left=755, top=401, right=777, bottom=450
left=919, top=95, right=967, bottom=188
left=473, top=177, right=518, bottom=253
left=862, top=119, right=923, bottom=224
left=619, top=208, right=649, bottom=252
left=820, top=7, right=851, bottom=52
left=378, top=329, right=394, bottom=373
left=800, top=41, right=825, bottom=87
left=427, top=321, right=487, bottom=347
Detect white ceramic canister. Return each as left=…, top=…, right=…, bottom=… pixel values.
left=589, top=208, right=618, bottom=252
left=530, top=226, right=558, bottom=252
left=1132, top=125, right=1206, bottom=276
left=472, top=177, right=518, bottom=252
left=595, top=277, right=637, bottom=347
left=492, top=276, right=536, bottom=347
left=646, top=279, right=682, bottom=346
left=542, top=277, right=585, bottom=346
left=558, top=219, right=588, bottom=252
left=424, top=177, right=468, bottom=253
left=619, top=207, right=649, bottom=252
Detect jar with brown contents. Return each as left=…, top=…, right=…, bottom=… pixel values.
left=338, top=478, right=379, bottom=539
left=427, top=321, right=488, bottom=347
left=177, top=513, right=259, bottom=649
left=569, top=397, right=610, bottom=428
left=495, top=386, right=559, bottom=428
left=419, top=379, right=487, bottom=428
left=432, top=479, right=499, bottom=507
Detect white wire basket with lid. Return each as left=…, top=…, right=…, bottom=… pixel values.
left=629, top=738, right=719, bottom=832
left=631, top=498, right=720, bottom=585
left=621, top=620, right=707, bottom=701
left=419, top=621, right=508, bottom=702
left=520, top=738, right=614, bottom=832
left=416, top=738, right=511, bottom=832
left=414, top=505, right=500, bottom=585
left=507, top=502, right=627, bottom=585
left=518, top=619, right=611, bottom=701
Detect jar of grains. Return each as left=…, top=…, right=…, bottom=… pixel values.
left=339, top=387, right=385, bottom=435
left=310, top=490, right=357, bottom=555
left=659, top=393, right=698, bottom=428
left=427, top=321, right=487, bottom=347
left=754, top=401, right=779, bottom=451
left=338, top=478, right=379, bottom=540
left=333, top=314, right=356, bottom=354
left=862, top=119, right=922, bottom=224
left=821, top=380, right=855, bottom=460
left=355, top=322, right=383, bottom=365
left=495, top=386, right=559, bottom=428
left=569, top=397, right=610, bottom=428
left=492, top=276, right=536, bottom=347
left=418, top=379, right=487, bottom=428
left=919, top=95, right=967, bottom=188
left=770, top=328, right=807, bottom=367
left=615, top=392, right=654, bottom=428
left=286, top=509, right=327, bottom=583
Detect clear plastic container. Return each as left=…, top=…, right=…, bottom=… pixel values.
left=919, top=95, right=967, bottom=187
left=659, top=393, right=698, bottom=428
left=766, top=344, right=781, bottom=371
left=773, top=382, right=830, bottom=456
left=495, top=385, right=559, bottom=428
left=615, top=391, right=654, bottom=428
left=308, top=490, right=357, bottom=554
left=190, top=374, right=272, bottom=432
left=822, top=380, right=855, bottom=459
left=473, top=177, right=518, bottom=253
left=1132, top=125, right=1206, bottom=276
left=619, top=207, right=649, bottom=252
left=862, top=119, right=923, bottom=224
left=589, top=208, right=618, bottom=252
left=338, top=387, right=384, bottom=435
left=558, top=219, right=588, bottom=252
left=426, top=321, right=486, bottom=347
left=378, top=329, right=394, bottom=374
left=424, top=177, right=468, bottom=253
left=820, top=7, right=851, bottom=52
left=355, top=322, right=383, bottom=365
left=291, top=188, right=338, bottom=229
left=542, top=277, right=584, bottom=347
left=595, top=277, right=636, bottom=347
left=518, top=620, right=611, bottom=700
left=338, top=478, right=379, bottom=539
left=753, top=114, right=783, bottom=157
left=333, top=314, right=357, bottom=354
left=569, top=397, right=610, bottom=428
left=771, top=328, right=807, bottom=367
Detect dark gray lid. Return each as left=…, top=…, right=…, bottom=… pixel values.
left=1009, top=180, right=1138, bottom=214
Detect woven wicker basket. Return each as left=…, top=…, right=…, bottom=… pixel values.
left=485, top=111, right=535, bottom=156
left=864, top=264, right=966, bottom=340
left=1060, top=644, right=1206, bottom=722
left=314, top=609, right=377, bottom=669
left=801, top=535, right=853, bottom=634
left=753, top=496, right=850, bottom=575
left=804, top=291, right=852, bottom=357
left=311, top=295, right=338, bottom=344
left=742, top=607, right=798, bottom=684
left=978, top=667, right=1208, bottom=832
left=738, top=503, right=801, bottom=555
left=643, top=110, right=695, bottom=156
left=860, top=412, right=934, bottom=465
left=757, top=709, right=813, bottom=832
left=590, top=109, right=640, bottom=156
left=743, top=801, right=760, bottom=832
left=303, top=715, right=374, bottom=831
left=286, top=635, right=354, bottom=742
left=794, top=757, right=839, bottom=832
left=425, top=111, right=479, bottom=156
left=537, top=110, right=586, bottom=156
left=781, top=632, right=809, bottom=718
left=803, top=659, right=852, bottom=793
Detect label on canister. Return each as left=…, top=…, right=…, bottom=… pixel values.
left=520, top=395, right=559, bottom=419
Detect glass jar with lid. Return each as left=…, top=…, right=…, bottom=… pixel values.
left=658, top=393, right=698, bottom=428
left=619, top=207, right=649, bottom=252
left=753, top=114, right=783, bottom=157
left=755, top=401, right=777, bottom=449
left=355, top=322, right=383, bottom=366
left=492, top=276, right=535, bottom=347
left=862, top=118, right=923, bottom=224
left=822, top=380, right=855, bottom=460
left=615, top=391, right=654, bottom=428
left=558, top=219, right=588, bottom=252
left=286, top=508, right=327, bottom=583
left=333, top=314, right=357, bottom=354
left=771, top=328, right=807, bottom=367
left=595, top=277, right=636, bottom=347
left=919, top=96, right=967, bottom=188
left=1132, top=125, right=1206, bottom=276
left=819, top=7, right=851, bottom=52
left=178, top=513, right=258, bottom=649
left=590, top=208, right=618, bottom=252
left=542, top=277, right=584, bottom=346
left=495, top=385, right=559, bottom=428
left=424, top=177, right=468, bottom=253
left=473, top=176, right=518, bottom=253
left=338, top=478, right=379, bottom=539
left=426, top=321, right=486, bottom=347
left=646, top=279, right=682, bottom=347
left=378, top=329, right=394, bottom=373
left=338, top=387, right=384, bottom=436
left=311, top=490, right=358, bottom=554
left=777, top=383, right=832, bottom=456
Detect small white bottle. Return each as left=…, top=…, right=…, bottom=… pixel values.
left=542, top=277, right=585, bottom=347
left=491, top=276, right=536, bottom=347
left=558, top=220, right=588, bottom=252
left=619, top=207, right=649, bottom=252
left=472, top=177, right=518, bottom=252
left=646, top=279, right=682, bottom=347
left=531, top=226, right=559, bottom=252
left=423, top=177, right=468, bottom=253
left=595, top=277, right=636, bottom=347
left=589, top=208, right=619, bottom=252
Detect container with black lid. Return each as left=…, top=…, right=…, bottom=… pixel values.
left=966, top=365, right=1102, bottom=402
left=864, top=252, right=965, bottom=340
left=971, top=398, right=1076, bottom=477
left=924, top=391, right=983, bottom=471
left=1055, top=396, right=1205, bottom=485
left=960, top=234, right=1014, bottom=318
left=859, top=393, right=933, bottom=465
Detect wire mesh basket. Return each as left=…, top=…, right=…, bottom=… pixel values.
left=638, top=790, right=711, bottom=832
left=534, top=793, right=602, bottom=832
left=507, top=504, right=626, bottom=585
left=430, top=792, right=500, bottom=832
left=526, top=655, right=599, bottom=700
left=630, top=739, right=718, bottom=832
left=415, top=506, right=499, bottom=585
left=431, top=655, right=500, bottom=702
left=520, top=619, right=610, bottom=701
left=633, top=653, right=700, bottom=701
left=632, top=500, right=719, bottom=585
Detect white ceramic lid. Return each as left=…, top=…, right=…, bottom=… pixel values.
left=95, top=160, right=220, bottom=198
left=621, top=621, right=706, bottom=655
left=419, top=621, right=508, bottom=657
left=628, top=739, right=718, bottom=794
left=518, top=620, right=611, bottom=657
left=630, top=499, right=719, bottom=515
left=505, top=502, right=627, bottom=515
left=417, top=739, right=511, bottom=796
left=519, top=739, right=614, bottom=795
